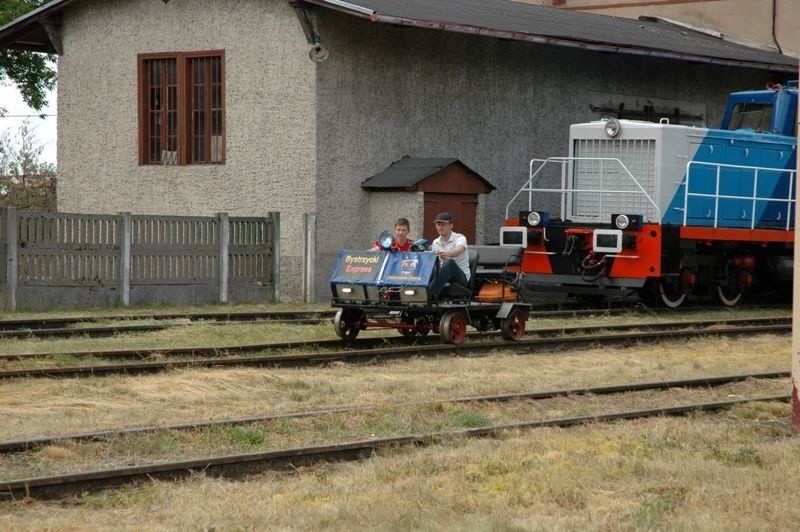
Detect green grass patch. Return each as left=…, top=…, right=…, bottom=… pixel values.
left=706, top=443, right=763, bottom=466
left=226, top=427, right=266, bottom=446
left=450, top=409, right=490, bottom=428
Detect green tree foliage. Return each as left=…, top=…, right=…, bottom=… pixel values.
left=0, top=119, right=56, bottom=211
left=0, top=0, right=56, bottom=113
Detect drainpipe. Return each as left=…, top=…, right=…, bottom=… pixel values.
left=303, top=213, right=316, bottom=303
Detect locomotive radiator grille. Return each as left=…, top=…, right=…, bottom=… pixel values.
left=571, top=138, right=657, bottom=222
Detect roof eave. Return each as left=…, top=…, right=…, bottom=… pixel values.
left=0, top=0, right=75, bottom=54
left=299, top=0, right=798, bottom=73
left=376, top=14, right=798, bottom=73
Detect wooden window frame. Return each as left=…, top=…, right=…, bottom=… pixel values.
left=137, top=50, right=226, bottom=165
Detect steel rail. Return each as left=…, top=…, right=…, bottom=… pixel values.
left=0, top=310, right=337, bottom=331
left=0, top=371, right=788, bottom=454
left=0, top=317, right=331, bottom=340
left=0, top=395, right=788, bottom=500
left=0, top=302, right=613, bottom=332
left=0, top=316, right=790, bottom=363
left=0, top=322, right=791, bottom=380
left=0, top=304, right=587, bottom=332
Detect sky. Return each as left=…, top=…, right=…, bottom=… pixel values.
left=0, top=83, right=57, bottom=165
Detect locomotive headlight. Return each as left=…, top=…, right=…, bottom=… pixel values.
left=520, top=210, right=549, bottom=227
left=341, top=287, right=353, bottom=294
left=403, top=289, right=416, bottom=296
left=611, top=213, right=643, bottom=231
left=604, top=118, right=621, bottom=138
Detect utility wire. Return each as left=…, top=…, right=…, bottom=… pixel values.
left=0, top=114, right=56, bottom=118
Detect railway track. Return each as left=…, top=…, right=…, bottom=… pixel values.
left=0, top=303, right=785, bottom=340
left=0, top=310, right=337, bottom=339
left=0, top=370, right=787, bottom=454
left=0, top=317, right=790, bottom=379
left=0, top=370, right=788, bottom=499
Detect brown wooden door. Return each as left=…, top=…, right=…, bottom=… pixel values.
left=423, top=193, right=478, bottom=244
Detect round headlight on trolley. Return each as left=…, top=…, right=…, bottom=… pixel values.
left=378, top=230, right=393, bottom=250
left=527, top=211, right=542, bottom=227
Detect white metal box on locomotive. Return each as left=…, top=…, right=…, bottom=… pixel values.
left=502, top=82, right=797, bottom=307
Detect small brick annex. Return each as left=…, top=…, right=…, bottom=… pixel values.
left=361, top=157, right=495, bottom=244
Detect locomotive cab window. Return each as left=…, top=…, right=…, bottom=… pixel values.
left=138, top=51, right=225, bottom=165
left=726, top=103, right=772, bottom=133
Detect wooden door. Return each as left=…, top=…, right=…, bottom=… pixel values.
left=423, top=193, right=478, bottom=244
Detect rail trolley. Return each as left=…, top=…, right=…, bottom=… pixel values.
left=330, top=239, right=530, bottom=345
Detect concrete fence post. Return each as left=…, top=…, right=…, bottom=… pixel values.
left=118, top=212, right=132, bottom=306
left=5, top=207, right=17, bottom=311
left=271, top=212, right=281, bottom=303
left=303, top=212, right=316, bottom=303
left=217, top=212, right=229, bottom=303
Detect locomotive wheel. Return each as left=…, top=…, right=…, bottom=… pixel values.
left=715, top=284, right=743, bottom=307
left=500, top=309, right=526, bottom=341
left=658, top=278, right=687, bottom=309
left=333, top=309, right=361, bottom=340
left=439, top=310, right=467, bottom=345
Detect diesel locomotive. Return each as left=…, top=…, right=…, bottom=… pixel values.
left=502, top=82, right=798, bottom=307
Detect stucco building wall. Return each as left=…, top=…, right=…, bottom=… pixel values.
left=50, top=1, right=780, bottom=301
left=363, top=192, right=425, bottom=249
left=311, top=9, right=770, bottom=298
left=56, top=0, right=316, bottom=298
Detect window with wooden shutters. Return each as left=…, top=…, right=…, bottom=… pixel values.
left=138, top=51, right=225, bottom=165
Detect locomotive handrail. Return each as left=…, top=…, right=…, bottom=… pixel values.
left=505, top=157, right=661, bottom=221
left=683, top=160, right=796, bottom=230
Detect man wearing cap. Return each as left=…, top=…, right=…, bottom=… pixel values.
left=429, top=212, right=470, bottom=299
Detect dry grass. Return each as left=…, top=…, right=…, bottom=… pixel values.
left=0, top=304, right=795, bottom=529
left=2, top=414, right=799, bottom=530
left=0, top=332, right=789, bottom=441
left=1, top=380, right=789, bottom=479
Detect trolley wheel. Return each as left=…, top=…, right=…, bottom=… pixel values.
left=414, top=316, right=431, bottom=336
left=500, top=309, right=526, bottom=341
left=715, top=284, right=743, bottom=307
left=333, top=308, right=361, bottom=340
left=439, top=310, right=467, bottom=345
left=398, top=312, right=416, bottom=337
left=473, top=315, right=492, bottom=332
